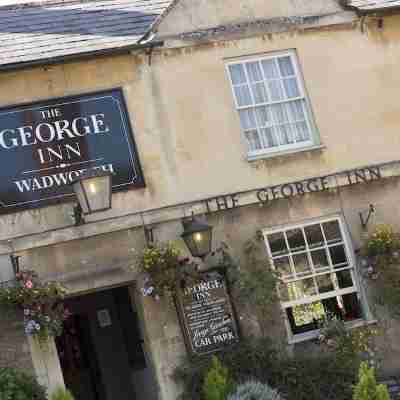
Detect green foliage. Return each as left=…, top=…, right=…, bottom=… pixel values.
left=318, top=318, right=379, bottom=365
left=231, top=237, right=279, bottom=332
left=50, top=387, right=75, bottom=400
left=174, top=337, right=359, bottom=400
left=0, top=367, right=47, bottom=400
left=362, top=225, right=400, bottom=318
left=353, top=362, right=390, bottom=400
left=366, top=225, right=397, bottom=256
left=227, top=381, right=282, bottom=400
left=138, top=243, right=200, bottom=297
left=202, top=356, right=234, bottom=400
left=0, top=270, right=69, bottom=342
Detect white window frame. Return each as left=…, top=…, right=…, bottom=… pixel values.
left=226, top=50, right=319, bottom=159
left=263, top=216, right=368, bottom=344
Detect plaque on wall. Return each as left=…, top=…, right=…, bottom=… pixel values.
left=176, top=273, right=240, bottom=356
left=0, top=88, right=145, bottom=214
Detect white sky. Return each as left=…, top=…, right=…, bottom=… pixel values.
left=0, top=0, right=47, bottom=5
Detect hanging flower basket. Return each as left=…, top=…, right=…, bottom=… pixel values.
left=138, top=243, right=201, bottom=299
left=0, top=270, right=70, bottom=343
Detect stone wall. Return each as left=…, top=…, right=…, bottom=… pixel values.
left=0, top=307, right=33, bottom=371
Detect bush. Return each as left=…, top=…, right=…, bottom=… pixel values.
left=228, top=381, right=282, bottom=400
left=50, top=387, right=75, bottom=400
left=203, top=356, right=234, bottom=400
left=353, top=362, right=390, bottom=400
left=0, top=367, right=47, bottom=400
left=174, top=337, right=359, bottom=400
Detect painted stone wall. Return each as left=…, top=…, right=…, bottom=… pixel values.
left=156, top=0, right=347, bottom=37
left=0, top=15, right=399, bottom=250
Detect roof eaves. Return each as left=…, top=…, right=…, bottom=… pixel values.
left=0, top=39, right=164, bottom=73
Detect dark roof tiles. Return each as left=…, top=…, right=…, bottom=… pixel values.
left=0, top=0, right=173, bottom=68
left=346, top=0, right=400, bottom=11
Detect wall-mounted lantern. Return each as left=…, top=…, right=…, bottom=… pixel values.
left=181, top=216, right=213, bottom=260
left=71, top=169, right=113, bottom=226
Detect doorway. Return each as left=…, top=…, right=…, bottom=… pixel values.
left=55, top=286, right=157, bottom=400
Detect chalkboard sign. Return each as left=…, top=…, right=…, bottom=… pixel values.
left=176, top=274, right=240, bottom=356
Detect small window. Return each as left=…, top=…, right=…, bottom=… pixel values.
left=227, top=52, right=318, bottom=158
left=264, top=217, right=365, bottom=341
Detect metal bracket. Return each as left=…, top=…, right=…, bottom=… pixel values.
left=74, top=203, right=85, bottom=226
left=144, top=226, right=155, bottom=245
left=359, top=204, right=375, bottom=230
left=10, top=254, right=20, bottom=275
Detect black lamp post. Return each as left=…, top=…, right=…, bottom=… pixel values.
left=181, top=217, right=213, bottom=260
left=71, top=169, right=113, bottom=226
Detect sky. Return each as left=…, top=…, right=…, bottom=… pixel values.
left=0, top=0, right=52, bottom=5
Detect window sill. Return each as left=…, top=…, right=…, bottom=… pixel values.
left=247, top=144, right=325, bottom=163
left=287, top=319, right=378, bottom=345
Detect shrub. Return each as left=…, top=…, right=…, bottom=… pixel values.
left=228, top=381, right=282, bottom=400
left=174, top=337, right=359, bottom=400
left=203, top=356, right=234, bottom=400
left=50, top=387, right=75, bottom=400
left=353, top=362, right=390, bottom=400
left=0, top=367, right=47, bottom=400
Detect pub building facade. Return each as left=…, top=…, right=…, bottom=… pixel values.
left=1, top=0, right=400, bottom=398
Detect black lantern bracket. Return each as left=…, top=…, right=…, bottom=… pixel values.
left=359, top=204, right=375, bottom=230
left=73, top=203, right=85, bottom=226
left=10, top=254, right=20, bottom=275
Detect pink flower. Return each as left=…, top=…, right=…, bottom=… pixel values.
left=25, top=280, right=33, bottom=289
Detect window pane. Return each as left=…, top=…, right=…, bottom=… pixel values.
left=246, top=61, right=263, bottom=82
left=268, top=80, right=285, bottom=101
left=286, top=229, right=306, bottom=252
left=261, top=59, right=279, bottom=79
left=292, top=253, right=311, bottom=276
left=274, top=256, right=292, bottom=277
left=283, top=78, right=300, bottom=98
left=245, top=130, right=262, bottom=151
left=268, top=232, right=287, bottom=256
left=286, top=278, right=317, bottom=301
left=329, top=245, right=348, bottom=268
left=323, top=220, right=342, bottom=244
left=271, top=103, right=290, bottom=124
left=310, top=249, right=330, bottom=271
left=260, top=128, right=277, bottom=148
left=304, top=224, right=324, bottom=248
left=293, top=121, right=310, bottom=142
left=255, top=106, right=270, bottom=126
left=234, top=85, right=252, bottom=107
left=335, top=270, right=353, bottom=289
left=278, top=56, right=295, bottom=77
left=286, top=301, right=325, bottom=334
left=229, top=64, right=246, bottom=84
left=342, top=293, right=363, bottom=321
left=275, top=125, right=292, bottom=145
left=251, top=82, right=268, bottom=104
left=239, top=109, right=257, bottom=130
left=287, top=100, right=305, bottom=121
left=316, top=274, right=334, bottom=293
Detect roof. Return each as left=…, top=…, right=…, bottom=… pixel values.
left=345, top=0, right=400, bottom=11
left=0, top=0, right=174, bottom=70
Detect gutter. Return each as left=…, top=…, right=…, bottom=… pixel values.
left=0, top=40, right=164, bottom=73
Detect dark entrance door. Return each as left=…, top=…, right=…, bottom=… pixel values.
left=56, top=286, right=155, bottom=400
